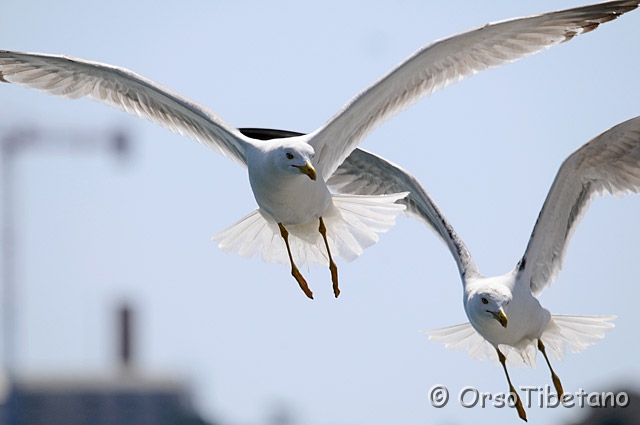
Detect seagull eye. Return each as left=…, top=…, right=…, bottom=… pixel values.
left=481, top=297, right=488, bottom=305
left=286, top=152, right=294, bottom=160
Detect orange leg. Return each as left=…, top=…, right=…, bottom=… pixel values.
left=278, top=223, right=313, bottom=299
left=318, top=217, right=339, bottom=298
left=538, top=340, right=564, bottom=398
left=497, top=349, right=527, bottom=422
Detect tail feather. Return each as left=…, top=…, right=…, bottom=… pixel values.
left=425, top=323, right=528, bottom=366
left=541, top=314, right=616, bottom=360
left=212, top=192, right=408, bottom=266
left=212, top=210, right=285, bottom=262
left=425, top=323, right=499, bottom=363
left=426, top=314, right=615, bottom=368
left=329, top=192, right=408, bottom=261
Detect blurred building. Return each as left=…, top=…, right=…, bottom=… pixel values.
left=0, top=304, right=216, bottom=425
left=1, top=374, right=212, bottom=425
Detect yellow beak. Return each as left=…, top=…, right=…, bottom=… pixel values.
left=296, top=161, right=317, bottom=181
left=491, top=307, right=508, bottom=328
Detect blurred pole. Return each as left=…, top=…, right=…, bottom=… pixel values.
left=0, top=127, right=130, bottom=425
left=118, top=303, right=133, bottom=370
left=1, top=139, right=16, bottom=378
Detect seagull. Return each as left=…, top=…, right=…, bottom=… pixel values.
left=285, top=115, right=637, bottom=421
left=0, top=1, right=637, bottom=299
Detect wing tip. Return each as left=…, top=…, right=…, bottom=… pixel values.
left=560, top=1, right=640, bottom=42
left=562, top=4, right=638, bottom=43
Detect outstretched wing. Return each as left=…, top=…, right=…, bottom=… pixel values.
left=308, top=0, right=638, bottom=179
left=328, top=148, right=480, bottom=280
left=517, top=116, right=640, bottom=296
left=0, top=50, right=249, bottom=166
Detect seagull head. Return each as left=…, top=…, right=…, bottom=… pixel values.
left=273, top=140, right=317, bottom=181
left=466, top=286, right=511, bottom=330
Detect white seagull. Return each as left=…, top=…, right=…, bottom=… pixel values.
left=0, top=1, right=637, bottom=299
left=319, top=116, right=640, bottom=421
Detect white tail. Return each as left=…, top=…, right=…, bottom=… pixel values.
left=541, top=314, right=616, bottom=360
left=426, top=314, right=615, bottom=367
left=425, top=323, right=500, bottom=363
left=212, top=192, right=408, bottom=266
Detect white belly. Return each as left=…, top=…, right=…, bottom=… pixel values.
left=249, top=171, right=332, bottom=226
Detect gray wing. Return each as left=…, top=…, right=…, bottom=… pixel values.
left=328, top=148, right=480, bottom=280
left=238, top=126, right=480, bottom=279
left=309, top=0, right=638, bottom=179
left=0, top=50, right=249, bottom=166
left=517, top=116, right=640, bottom=296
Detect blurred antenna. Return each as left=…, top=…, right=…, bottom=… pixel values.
left=0, top=126, right=131, bottom=393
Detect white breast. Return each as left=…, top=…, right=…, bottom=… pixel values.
left=465, top=274, right=551, bottom=348
left=246, top=144, right=332, bottom=226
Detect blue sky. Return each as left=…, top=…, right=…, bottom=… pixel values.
left=1, top=1, right=639, bottom=424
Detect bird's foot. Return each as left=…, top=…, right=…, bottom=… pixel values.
left=292, top=267, right=313, bottom=299
left=510, top=387, right=527, bottom=422
left=330, top=261, right=340, bottom=298
left=551, top=372, right=564, bottom=399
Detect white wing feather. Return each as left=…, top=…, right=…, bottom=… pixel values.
left=329, top=148, right=480, bottom=280
left=0, top=51, right=250, bottom=166
left=517, top=116, right=640, bottom=295
left=309, top=0, right=638, bottom=179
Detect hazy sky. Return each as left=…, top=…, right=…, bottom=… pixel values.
left=1, top=1, right=639, bottom=424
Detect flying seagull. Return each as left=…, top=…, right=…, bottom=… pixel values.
left=1, top=0, right=637, bottom=299
left=297, top=115, right=639, bottom=421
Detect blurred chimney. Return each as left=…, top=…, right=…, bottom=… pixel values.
left=118, top=303, right=133, bottom=370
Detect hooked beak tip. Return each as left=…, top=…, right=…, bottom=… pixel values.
left=297, top=161, right=317, bottom=180
left=491, top=307, right=508, bottom=328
